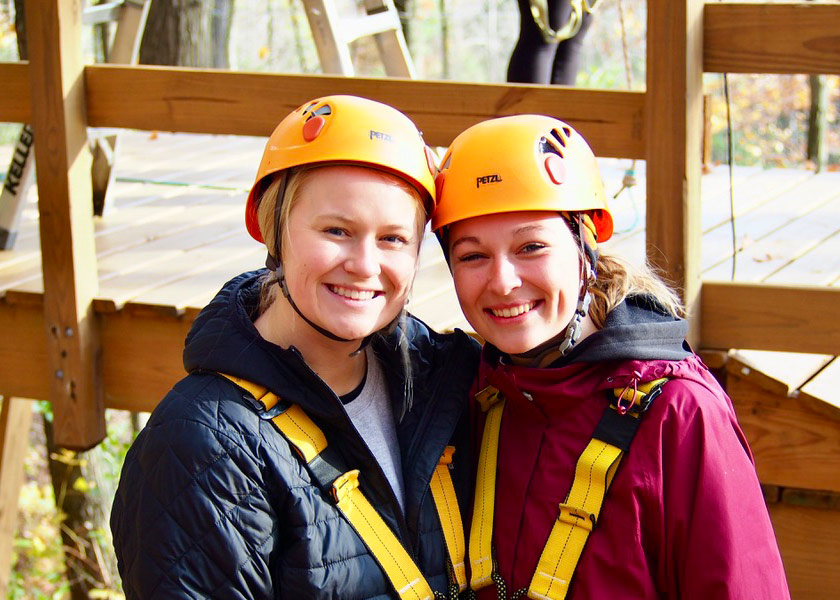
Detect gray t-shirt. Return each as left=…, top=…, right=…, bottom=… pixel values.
left=343, top=349, right=405, bottom=511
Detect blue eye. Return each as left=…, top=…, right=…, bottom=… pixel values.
left=382, top=234, right=409, bottom=245
left=521, top=242, right=547, bottom=253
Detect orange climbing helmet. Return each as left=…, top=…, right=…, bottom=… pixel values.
left=431, top=114, right=613, bottom=242
left=245, top=95, right=438, bottom=243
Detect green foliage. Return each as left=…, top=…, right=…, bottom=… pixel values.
left=1, top=5, right=20, bottom=144
left=11, top=410, right=136, bottom=599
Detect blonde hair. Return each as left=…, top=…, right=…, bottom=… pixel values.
left=255, top=165, right=426, bottom=315
left=587, top=250, right=685, bottom=328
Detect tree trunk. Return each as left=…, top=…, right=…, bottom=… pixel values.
left=807, top=74, right=827, bottom=173
left=13, top=0, right=25, bottom=59
left=140, top=0, right=234, bottom=68
left=43, top=416, right=109, bottom=600
left=211, top=0, right=234, bottom=68
left=394, top=0, right=411, bottom=47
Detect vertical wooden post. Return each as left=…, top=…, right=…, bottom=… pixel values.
left=26, top=0, right=105, bottom=450
left=645, top=0, right=704, bottom=344
left=0, top=397, right=34, bottom=596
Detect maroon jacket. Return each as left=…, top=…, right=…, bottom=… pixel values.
left=471, top=297, right=790, bottom=599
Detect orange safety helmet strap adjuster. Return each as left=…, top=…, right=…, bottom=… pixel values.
left=245, top=95, right=437, bottom=244
left=431, top=114, right=613, bottom=243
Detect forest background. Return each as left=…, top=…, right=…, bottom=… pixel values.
left=0, top=0, right=838, bottom=598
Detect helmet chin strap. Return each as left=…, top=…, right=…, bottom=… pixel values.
left=265, top=253, right=376, bottom=357
left=557, top=214, right=597, bottom=356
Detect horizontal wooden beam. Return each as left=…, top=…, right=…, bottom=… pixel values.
left=4, top=280, right=839, bottom=411
left=701, top=282, right=840, bottom=355
left=6, top=4, right=839, bottom=130
left=0, top=299, right=192, bottom=413
left=704, top=3, right=840, bottom=74
left=0, top=62, right=30, bottom=123
left=85, top=65, right=646, bottom=158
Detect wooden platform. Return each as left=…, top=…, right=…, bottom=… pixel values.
left=1, top=130, right=838, bottom=410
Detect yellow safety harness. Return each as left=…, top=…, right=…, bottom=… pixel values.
left=218, top=373, right=467, bottom=600
left=469, top=377, right=668, bottom=600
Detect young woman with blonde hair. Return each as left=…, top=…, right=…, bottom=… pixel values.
left=112, top=96, right=478, bottom=599
left=432, top=115, right=790, bottom=599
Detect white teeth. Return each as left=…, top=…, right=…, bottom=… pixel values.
left=332, top=286, right=376, bottom=300
left=491, top=302, right=535, bottom=318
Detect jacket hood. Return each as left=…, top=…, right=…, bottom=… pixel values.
left=183, top=270, right=474, bottom=423
left=568, top=294, right=691, bottom=363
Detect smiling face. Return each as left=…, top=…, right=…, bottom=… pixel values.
left=280, top=165, right=424, bottom=344
left=448, top=211, right=584, bottom=354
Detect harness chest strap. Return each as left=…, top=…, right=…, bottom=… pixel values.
left=469, top=378, right=667, bottom=600
left=469, top=385, right=506, bottom=590
left=218, top=373, right=466, bottom=599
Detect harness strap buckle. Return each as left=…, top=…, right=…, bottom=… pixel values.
left=331, top=469, right=361, bottom=503
left=475, top=385, right=503, bottom=412
left=438, top=445, right=455, bottom=467
left=259, top=399, right=292, bottom=420
left=613, top=377, right=667, bottom=416
left=557, top=503, right=596, bottom=532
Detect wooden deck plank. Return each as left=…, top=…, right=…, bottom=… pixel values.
left=764, top=229, right=840, bottom=287
left=124, top=241, right=263, bottom=315
left=699, top=166, right=813, bottom=234
left=800, top=358, right=840, bottom=411
left=701, top=172, right=840, bottom=275
left=95, top=225, right=252, bottom=312
left=117, top=135, right=261, bottom=188
left=727, top=349, right=834, bottom=398
left=0, top=187, right=247, bottom=298
left=703, top=192, right=840, bottom=282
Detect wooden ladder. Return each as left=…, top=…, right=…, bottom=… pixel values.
left=0, top=0, right=151, bottom=250
left=301, top=0, right=415, bottom=77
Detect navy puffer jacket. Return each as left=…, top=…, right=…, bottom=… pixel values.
left=111, top=271, right=480, bottom=599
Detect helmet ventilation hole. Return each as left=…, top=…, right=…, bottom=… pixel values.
left=550, top=128, right=568, bottom=147
left=539, top=137, right=564, bottom=158
left=301, top=101, right=319, bottom=115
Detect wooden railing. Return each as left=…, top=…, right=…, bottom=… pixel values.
left=0, top=0, right=838, bottom=436
left=1, top=1, right=839, bottom=596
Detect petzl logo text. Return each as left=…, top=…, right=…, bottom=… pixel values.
left=476, top=174, right=503, bottom=188
left=369, top=130, right=393, bottom=142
